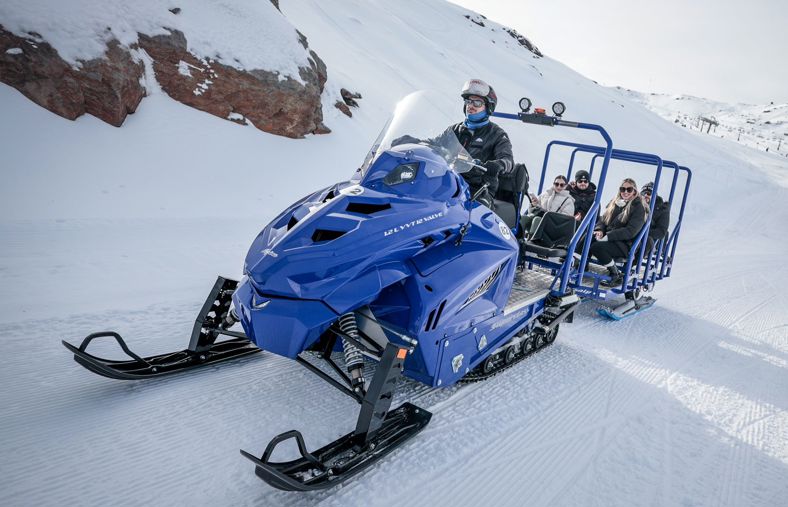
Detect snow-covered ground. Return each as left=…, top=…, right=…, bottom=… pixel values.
left=615, top=88, right=788, bottom=156
left=1, top=1, right=787, bottom=505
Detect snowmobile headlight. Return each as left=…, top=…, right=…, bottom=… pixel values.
left=519, top=97, right=532, bottom=112
left=384, top=163, right=419, bottom=186
left=552, top=101, right=566, bottom=117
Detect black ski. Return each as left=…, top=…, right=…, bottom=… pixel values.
left=62, top=276, right=261, bottom=379
left=241, top=343, right=432, bottom=491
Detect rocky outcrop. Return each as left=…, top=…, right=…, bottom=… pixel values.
left=0, top=26, right=145, bottom=126
left=335, top=88, right=362, bottom=117
left=138, top=29, right=329, bottom=138
left=1, top=23, right=333, bottom=137
left=503, top=28, right=542, bottom=57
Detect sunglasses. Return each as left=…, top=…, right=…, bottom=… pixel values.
left=464, top=98, right=485, bottom=108
left=554, top=181, right=567, bottom=188
left=642, top=190, right=652, bottom=196
left=619, top=186, right=636, bottom=193
left=577, top=179, right=589, bottom=184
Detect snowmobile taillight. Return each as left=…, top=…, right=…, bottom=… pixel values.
left=535, top=107, right=546, bottom=115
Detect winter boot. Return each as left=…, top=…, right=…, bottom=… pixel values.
left=601, top=262, right=623, bottom=287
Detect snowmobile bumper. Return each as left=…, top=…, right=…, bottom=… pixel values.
left=62, top=276, right=261, bottom=379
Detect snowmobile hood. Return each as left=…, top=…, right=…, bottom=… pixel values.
left=243, top=147, right=468, bottom=313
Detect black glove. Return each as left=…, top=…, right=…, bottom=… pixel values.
left=482, top=160, right=504, bottom=176
left=391, top=134, right=421, bottom=146
left=477, top=192, right=493, bottom=209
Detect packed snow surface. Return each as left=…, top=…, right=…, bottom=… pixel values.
left=1, top=0, right=787, bottom=505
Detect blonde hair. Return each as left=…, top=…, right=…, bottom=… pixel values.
left=602, top=178, right=647, bottom=225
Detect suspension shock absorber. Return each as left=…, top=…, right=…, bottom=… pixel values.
left=338, top=312, right=365, bottom=393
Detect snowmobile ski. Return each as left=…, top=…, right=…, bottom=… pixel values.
left=62, top=277, right=260, bottom=379
left=597, top=295, right=656, bottom=320
left=241, top=342, right=432, bottom=491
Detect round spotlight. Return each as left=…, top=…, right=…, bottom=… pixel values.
left=552, top=101, right=566, bottom=117
left=519, top=97, right=532, bottom=112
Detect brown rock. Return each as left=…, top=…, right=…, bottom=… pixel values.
left=0, top=25, right=145, bottom=126
left=138, top=29, right=329, bottom=138
left=340, top=87, right=361, bottom=108
left=335, top=100, right=352, bottom=117
left=503, top=28, right=543, bottom=57
left=1, top=23, right=331, bottom=137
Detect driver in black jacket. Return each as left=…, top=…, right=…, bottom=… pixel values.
left=433, top=79, right=514, bottom=207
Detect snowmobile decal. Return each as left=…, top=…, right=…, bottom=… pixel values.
left=383, top=211, right=443, bottom=236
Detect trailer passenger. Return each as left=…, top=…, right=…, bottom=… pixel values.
left=521, top=174, right=575, bottom=238
left=641, top=181, right=670, bottom=252
left=589, top=178, right=648, bottom=287
left=568, top=170, right=597, bottom=222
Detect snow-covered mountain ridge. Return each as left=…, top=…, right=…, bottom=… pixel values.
left=1, top=1, right=787, bottom=506
left=615, top=87, right=788, bottom=155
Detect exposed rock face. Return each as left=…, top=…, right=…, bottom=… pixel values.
left=503, top=28, right=542, bottom=57
left=138, top=29, right=329, bottom=138
left=0, top=26, right=145, bottom=126
left=1, top=23, right=333, bottom=137
left=335, top=88, right=362, bottom=117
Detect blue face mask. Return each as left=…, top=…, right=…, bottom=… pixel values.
left=464, top=109, right=489, bottom=129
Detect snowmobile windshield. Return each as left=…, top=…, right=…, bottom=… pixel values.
left=356, top=90, right=477, bottom=180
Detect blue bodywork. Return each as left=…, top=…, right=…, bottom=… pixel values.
left=233, top=144, right=527, bottom=388
left=232, top=104, right=692, bottom=389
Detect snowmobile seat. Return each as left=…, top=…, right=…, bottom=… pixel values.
left=523, top=211, right=576, bottom=258
left=494, top=163, right=529, bottom=231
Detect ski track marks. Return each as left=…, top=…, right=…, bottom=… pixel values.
left=3, top=187, right=788, bottom=506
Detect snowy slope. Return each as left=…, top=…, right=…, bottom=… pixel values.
left=1, top=0, right=788, bottom=506
left=615, top=87, right=788, bottom=155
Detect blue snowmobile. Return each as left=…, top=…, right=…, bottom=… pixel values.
left=63, top=90, right=690, bottom=491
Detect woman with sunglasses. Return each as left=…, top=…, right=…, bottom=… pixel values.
left=589, top=177, right=648, bottom=287
left=521, top=174, right=575, bottom=238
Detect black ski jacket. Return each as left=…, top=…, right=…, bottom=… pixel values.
left=646, top=196, right=670, bottom=251
left=568, top=181, right=597, bottom=221
left=436, top=122, right=514, bottom=197
left=595, top=196, right=648, bottom=247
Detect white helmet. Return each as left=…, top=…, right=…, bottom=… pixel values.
left=461, top=79, right=498, bottom=113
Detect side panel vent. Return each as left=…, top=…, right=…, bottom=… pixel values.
left=424, top=309, right=436, bottom=332
left=424, top=299, right=447, bottom=332
left=287, top=215, right=299, bottom=230
left=346, top=202, right=391, bottom=215
left=312, top=229, right=347, bottom=243
left=432, top=300, right=447, bottom=331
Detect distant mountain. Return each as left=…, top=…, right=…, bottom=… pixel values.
left=614, top=87, right=788, bottom=155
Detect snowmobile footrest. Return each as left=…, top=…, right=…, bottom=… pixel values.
left=240, top=402, right=431, bottom=491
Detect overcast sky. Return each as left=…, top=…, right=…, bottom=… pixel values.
left=449, top=0, right=788, bottom=105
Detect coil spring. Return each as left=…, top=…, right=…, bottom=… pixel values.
left=338, top=313, right=364, bottom=370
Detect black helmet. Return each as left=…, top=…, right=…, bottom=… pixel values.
left=461, top=79, right=497, bottom=114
